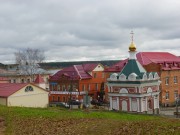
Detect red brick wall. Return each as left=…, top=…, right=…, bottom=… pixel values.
left=144, top=63, right=180, bottom=106
left=160, top=70, right=180, bottom=106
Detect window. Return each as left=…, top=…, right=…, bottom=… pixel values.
left=63, top=97, right=65, bottom=102
left=68, top=85, right=71, bottom=91
left=165, top=92, right=169, bottom=100
left=53, top=96, right=55, bottom=102
left=82, top=84, right=85, bottom=91
left=94, top=73, right=97, bottom=78
left=21, top=79, right=24, bottom=83
left=51, top=84, right=56, bottom=91
left=25, top=86, right=33, bottom=92
left=165, top=77, right=169, bottom=85
left=174, top=90, right=178, bottom=99
left=87, top=84, right=90, bottom=91
left=57, top=85, right=60, bottom=91
left=72, top=84, right=76, bottom=91
left=13, top=79, right=16, bottom=83
left=27, top=79, right=30, bottom=83
left=46, top=78, right=49, bottom=83
left=174, top=76, right=178, bottom=84
left=58, top=96, right=60, bottom=102
left=62, top=85, right=65, bottom=91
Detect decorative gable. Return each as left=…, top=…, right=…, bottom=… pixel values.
left=154, top=72, right=159, bottom=79
left=128, top=73, right=137, bottom=81
left=110, top=73, right=118, bottom=81
left=143, top=73, right=148, bottom=80
left=148, top=72, right=153, bottom=80
left=119, top=74, right=126, bottom=81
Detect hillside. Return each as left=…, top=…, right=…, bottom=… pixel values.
left=39, top=60, right=120, bottom=69
left=0, top=106, right=179, bottom=135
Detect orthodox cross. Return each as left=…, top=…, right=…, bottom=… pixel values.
left=130, top=31, right=134, bottom=43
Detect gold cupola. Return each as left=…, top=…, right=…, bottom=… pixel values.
left=129, top=42, right=136, bottom=51
left=129, top=31, right=136, bottom=51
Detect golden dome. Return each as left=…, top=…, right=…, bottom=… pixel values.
left=129, top=42, right=136, bottom=51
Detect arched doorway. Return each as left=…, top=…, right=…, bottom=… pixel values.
left=148, top=99, right=152, bottom=109
left=122, top=100, right=127, bottom=111
left=132, top=101, right=138, bottom=111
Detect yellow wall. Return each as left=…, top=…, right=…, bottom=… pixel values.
left=8, top=84, right=49, bottom=108
left=0, top=98, right=6, bottom=106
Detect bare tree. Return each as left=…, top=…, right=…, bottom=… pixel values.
left=14, top=48, right=45, bottom=81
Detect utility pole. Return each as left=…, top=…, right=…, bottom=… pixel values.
left=69, top=72, right=74, bottom=109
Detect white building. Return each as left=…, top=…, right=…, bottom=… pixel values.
left=0, top=83, right=49, bottom=108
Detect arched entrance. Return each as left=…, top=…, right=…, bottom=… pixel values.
left=148, top=99, right=152, bottom=109
left=132, top=101, right=138, bottom=111
left=122, top=100, right=127, bottom=111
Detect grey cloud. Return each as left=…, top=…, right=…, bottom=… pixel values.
left=0, top=0, right=180, bottom=63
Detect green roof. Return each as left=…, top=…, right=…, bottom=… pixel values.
left=119, top=59, right=146, bottom=79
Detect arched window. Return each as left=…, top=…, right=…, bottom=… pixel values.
left=147, top=87, right=152, bottom=93
left=25, top=86, right=33, bottom=92
left=119, top=88, right=128, bottom=94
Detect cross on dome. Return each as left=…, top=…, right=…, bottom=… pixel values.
left=130, top=30, right=134, bottom=43
left=129, top=30, right=136, bottom=52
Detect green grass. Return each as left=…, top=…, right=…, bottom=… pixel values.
left=0, top=105, right=159, bottom=120
left=0, top=105, right=179, bottom=135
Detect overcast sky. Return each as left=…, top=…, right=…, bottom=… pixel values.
left=0, top=0, right=180, bottom=64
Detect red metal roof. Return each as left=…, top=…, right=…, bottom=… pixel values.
left=34, top=74, right=45, bottom=84
left=50, top=64, right=96, bottom=81
left=104, top=59, right=128, bottom=72
left=106, top=52, right=180, bottom=72
left=0, top=83, right=28, bottom=97
left=137, top=52, right=180, bottom=65
left=82, top=63, right=99, bottom=72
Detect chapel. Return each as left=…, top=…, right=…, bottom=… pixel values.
left=107, top=32, right=161, bottom=114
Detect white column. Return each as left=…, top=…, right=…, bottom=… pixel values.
left=140, top=98, right=143, bottom=112
left=129, top=97, right=132, bottom=111
left=153, top=96, right=155, bottom=109
left=139, top=98, right=142, bottom=112
left=109, top=97, right=112, bottom=110
left=137, top=98, right=140, bottom=112
left=117, top=97, right=119, bottom=110
left=145, top=97, right=147, bottom=111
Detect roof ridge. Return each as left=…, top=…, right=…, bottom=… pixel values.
left=73, top=65, right=82, bottom=79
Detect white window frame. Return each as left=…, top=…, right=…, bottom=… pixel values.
left=165, top=91, right=169, bottom=100
left=174, top=76, right=178, bottom=84
left=165, top=77, right=169, bottom=85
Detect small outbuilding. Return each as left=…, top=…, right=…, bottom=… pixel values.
left=0, top=83, right=49, bottom=108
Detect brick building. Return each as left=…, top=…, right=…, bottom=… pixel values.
left=49, top=63, right=105, bottom=104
